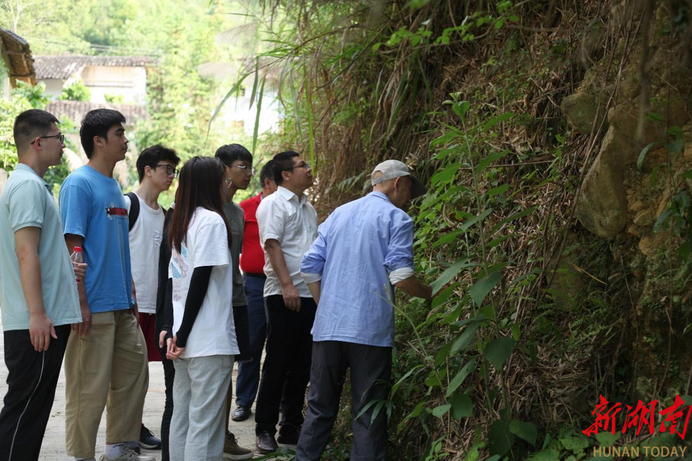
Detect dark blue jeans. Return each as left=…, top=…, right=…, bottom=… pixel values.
left=235, top=274, right=268, bottom=408
left=296, top=341, right=392, bottom=461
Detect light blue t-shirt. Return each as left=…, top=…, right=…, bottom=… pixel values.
left=59, top=165, right=133, bottom=313
left=0, top=164, right=82, bottom=331
left=300, top=192, right=415, bottom=347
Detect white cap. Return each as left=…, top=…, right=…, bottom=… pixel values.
left=371, top=160, right=427, bottom=199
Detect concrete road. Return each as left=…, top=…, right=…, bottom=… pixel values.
left=0, top=322, right=266, bottom=460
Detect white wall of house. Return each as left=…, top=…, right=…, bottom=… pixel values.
left=219, top=87, right=281, bottom=137
left=81, top=66, right=147, bottom=104
left=42, top=78, right=65, bottom=99
left=1, top=47, right=10, bottom=99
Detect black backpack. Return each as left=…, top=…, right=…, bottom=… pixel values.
left=126, top=192, right=139, bottom=231
left=125, top=191, right=167, bottom=231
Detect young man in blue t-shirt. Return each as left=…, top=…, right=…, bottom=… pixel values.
left=60, top=109, right=152, bottom=461
left=0, top=109, right=84, bottom=461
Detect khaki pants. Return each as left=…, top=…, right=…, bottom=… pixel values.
left=64, top=310, right=149, bottom=458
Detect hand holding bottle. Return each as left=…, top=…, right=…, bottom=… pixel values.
left=70, top=246, right=87, bottom=283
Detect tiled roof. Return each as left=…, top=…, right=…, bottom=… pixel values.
left=35, top=55, right=155, bottom=79
left=46, top=100, right=148, bottom=125
left=0, top=28, right=36, bottom=85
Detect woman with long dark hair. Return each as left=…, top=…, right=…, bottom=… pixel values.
left=161, top=156, right=238, bottom=461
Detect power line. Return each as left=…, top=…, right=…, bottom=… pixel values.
left=24, top=36, right=163, bottom=57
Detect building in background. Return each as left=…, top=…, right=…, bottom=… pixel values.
left=34, top=55, right=152, bottom=104
left=198, top=56, right=281, bottom=137
left=0, top=28, right=36, bottom=194
left=32, top=55, right=155, bottom=185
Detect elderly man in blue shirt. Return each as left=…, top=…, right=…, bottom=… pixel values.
left=296, top=160, right=433, bottom=460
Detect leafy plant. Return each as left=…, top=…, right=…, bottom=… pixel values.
left=58, top=79, right=91, bottom=102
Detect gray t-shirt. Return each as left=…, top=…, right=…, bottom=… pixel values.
left=223, top=201, right=247, bottom=306
left=0, top=164, right=81, bottom=330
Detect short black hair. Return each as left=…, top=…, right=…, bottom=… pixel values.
left=80, top=109, right=126, bottom=158
left=13, top=109, right=59, bottom=154
left=214, top=144, right=253, bottom=167
left=259, top=160, right=275, bottom=186
left=136, top=145, right=181, bottom=183
left=272, top=151, right=300, bottom=186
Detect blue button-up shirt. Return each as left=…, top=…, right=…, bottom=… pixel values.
left=300, top=191, right=415, bottom=347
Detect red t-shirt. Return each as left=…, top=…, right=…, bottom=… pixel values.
left=240, top=193, right=265, bottom=274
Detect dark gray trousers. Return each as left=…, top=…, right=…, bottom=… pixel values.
left=296, top=341, right=392, bottom=461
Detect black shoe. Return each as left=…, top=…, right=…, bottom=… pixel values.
left=139, top=424, right=162, bottom=450
left=277, top=430, right=300, bottom=445
left=256, top=431, right=278, bottom=454
left=231, top=406, right=251, bottom=422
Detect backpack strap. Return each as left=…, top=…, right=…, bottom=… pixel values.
left=126, top=192, right=140, bottom=231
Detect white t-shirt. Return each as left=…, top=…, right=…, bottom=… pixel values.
left=125, top=193, right=164, bottom=314
left=169, top=207, right=239, bottom=358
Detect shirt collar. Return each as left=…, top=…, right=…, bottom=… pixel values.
left=15, top=163, right=52, bottom=195
left=368, top=191, right=392, bottom=204
left=277, top=185, right=307, bottom=205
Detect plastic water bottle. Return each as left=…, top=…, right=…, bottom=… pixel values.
left=71, top=246, right=83, bottom=284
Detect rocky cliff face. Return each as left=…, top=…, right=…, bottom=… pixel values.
left=560, top=0, right=692, bottom=396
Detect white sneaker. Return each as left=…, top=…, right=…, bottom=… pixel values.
left=99, top=445, right=156, bottom=461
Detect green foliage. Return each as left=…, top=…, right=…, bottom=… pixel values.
left=11, top=81, right=48, bottom=109
left=234, top=0, right=607, bottom=458
left=209, top=0, right=692, bottom=459
left=0, top=82, right=46, bottom=171
left=59, top=80, right=91, bottom=102
left=132, top=4, right=229, bottom=160
left=641, top=126, right=692, bottom=270
left=104, top=94, right=125, bottom=104
left=0, top=82, right=71, bottom=190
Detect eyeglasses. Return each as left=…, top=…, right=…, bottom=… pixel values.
left=153, top=164, right=179, bottom=177
left=31, top=133, right=65, bottom=145
left=232, top=164, right=256, bottom=176
left=285, top=161, right=311, bottom=171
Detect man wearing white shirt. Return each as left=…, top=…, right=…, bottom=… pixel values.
left=254, top=151, right=318, bottom=453
left=124, top=144, right=179, bottom=457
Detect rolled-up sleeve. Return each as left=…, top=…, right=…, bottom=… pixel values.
left=383, top=214, right=414, bottom=283
left=301, top=222, right=329, bottom=283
